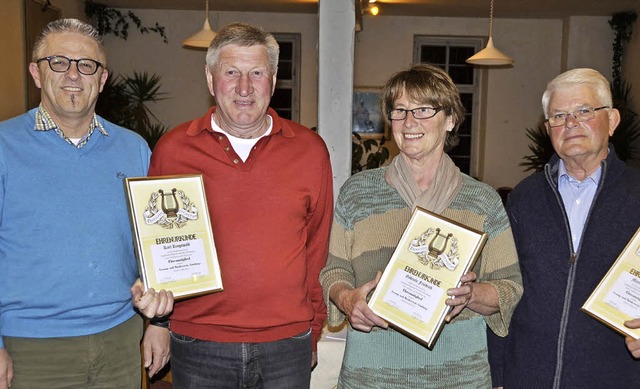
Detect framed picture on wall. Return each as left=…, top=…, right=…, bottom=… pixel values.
left=353, top=87, right=388, bottom=139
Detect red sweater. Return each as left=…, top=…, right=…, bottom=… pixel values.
left=149, top=107, right=332, bottom=349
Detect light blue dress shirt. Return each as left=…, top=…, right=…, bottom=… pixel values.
left=558, top=160, right=602, bottom=249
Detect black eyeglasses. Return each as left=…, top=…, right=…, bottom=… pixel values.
left=546, top=106, right=609, bottom=128
left=36, top=55, right=103, bottom=76
left=388, top=107, right=443, bottom=121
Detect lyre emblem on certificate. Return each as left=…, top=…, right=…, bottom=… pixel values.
left=159, top=188, right=179, bottom=218
left=143, top=188, right=199, bottom=229
left=409, top=227, right=460, bottom=270
left=428, top=228, right=452, bottom=261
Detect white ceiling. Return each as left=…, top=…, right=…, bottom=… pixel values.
left=98, top=0, right=639, bottom=19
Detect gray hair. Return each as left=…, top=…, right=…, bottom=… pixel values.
left=32, top=18, right=105, bottom=63
left=205, top=23, right=279, bottom=76
left=542, top=68, right=612, bottom=117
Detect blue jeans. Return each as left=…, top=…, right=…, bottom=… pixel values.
left=170, top=329, right=312, bottom=389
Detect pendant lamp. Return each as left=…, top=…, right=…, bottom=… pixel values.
left=182, top=0, right=216, bottom=49
left=466, top=0, right=513, bottom=66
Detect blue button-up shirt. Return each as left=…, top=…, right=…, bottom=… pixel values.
left=558, top=159, right=602, bottom=249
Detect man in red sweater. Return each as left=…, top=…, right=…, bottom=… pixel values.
left=143, top=22, right=333, bottom=388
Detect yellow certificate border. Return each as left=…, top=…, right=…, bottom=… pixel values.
left=582, top=227, right=640, bottom=339
left=125, top=174, right=223, bottom=299
left=368, top=206, right=488, bottom=348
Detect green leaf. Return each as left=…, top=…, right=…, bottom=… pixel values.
left=96, top=71, right=168, bottom=150
left=352, top=135, right=390, bottom=174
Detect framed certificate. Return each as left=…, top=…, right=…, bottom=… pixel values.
left=125, top=174, right=223, bottom=299
left=368, top=206, right=488, bottom=348
left=582, top=227, right=640, bottom=339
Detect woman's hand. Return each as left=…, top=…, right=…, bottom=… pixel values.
left=445, top=271, right=499, bottom=321
left=330, top=272, right=388, bottom=332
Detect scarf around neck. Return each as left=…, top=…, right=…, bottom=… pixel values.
left=385, top=152, right=462, bottom=214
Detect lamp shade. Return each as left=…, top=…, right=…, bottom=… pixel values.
left=182, top=18, right=216, bottom=48
left=466, top=37, right=513, bottom=66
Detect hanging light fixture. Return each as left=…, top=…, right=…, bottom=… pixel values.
left=466, top=0, right=513, bottom=66
left=182, top=0, right=216, bottom=49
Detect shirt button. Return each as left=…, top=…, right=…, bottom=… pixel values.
left=218, top=135, right=224, bottom=140
left=224, top=146, right=230, bottom=151
left=576, top=198, right=581, bottom=205
left=233, top=158, right=239, bottom=164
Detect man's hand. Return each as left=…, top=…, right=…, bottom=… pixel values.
left=331, top=272, right=388, bottom=332
left=0, top=348, right=13, bottom=389
left=142, top=325, right=171, bottom=378
left=131, top=279, right=174, bottom=319
left=624, top=319, right=640, bottom=358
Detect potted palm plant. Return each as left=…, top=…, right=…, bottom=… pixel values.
left=96, top=71, right=168, bottom=150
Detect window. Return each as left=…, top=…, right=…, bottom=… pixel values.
left=271, top=33, right=301, bottom=122
left=413, top=36, right=483, bottom=176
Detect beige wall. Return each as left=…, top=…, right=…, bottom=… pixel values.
left=0, top=0, right=26, bottom=120
left=0, top=0, right=95, bottom=122
left=101, top=10, right=319, bottom=131
left=51, top=0, right=85, bottom=19
left=566, top=16, right=614, bottom=74
left=102, top=11, right=616, bottom=189
left=1, top=2, right=634, bottom=189
left=353, top=15, right=613, bottom=189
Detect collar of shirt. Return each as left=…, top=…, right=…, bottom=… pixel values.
left=210, top=114, right=273, bottom=162
left=558, top=159, right=602, bottom=186
left=34, top=104, right=109, bottom=148
left=186, top=107, right=295, bottom=139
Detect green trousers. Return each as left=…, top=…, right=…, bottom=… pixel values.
left=4, top=314, right=143, bottom=389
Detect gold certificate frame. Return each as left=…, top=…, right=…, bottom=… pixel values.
left=125, top=174, right=223, bottom=299
left=582, top=227, right=640, bottom=339
left=368, top=206, right=488, bottom=348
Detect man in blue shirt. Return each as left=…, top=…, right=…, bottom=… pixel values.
left=0, top=18, right=172, bottom=389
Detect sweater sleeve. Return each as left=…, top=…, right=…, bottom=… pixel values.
left=478, top=194, right=523, bottom=337
left=320, top=220, right=356, bottom=327
left=480, top=228, right=522, bottom=335
left=319, top=183, right=358, bottom=328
